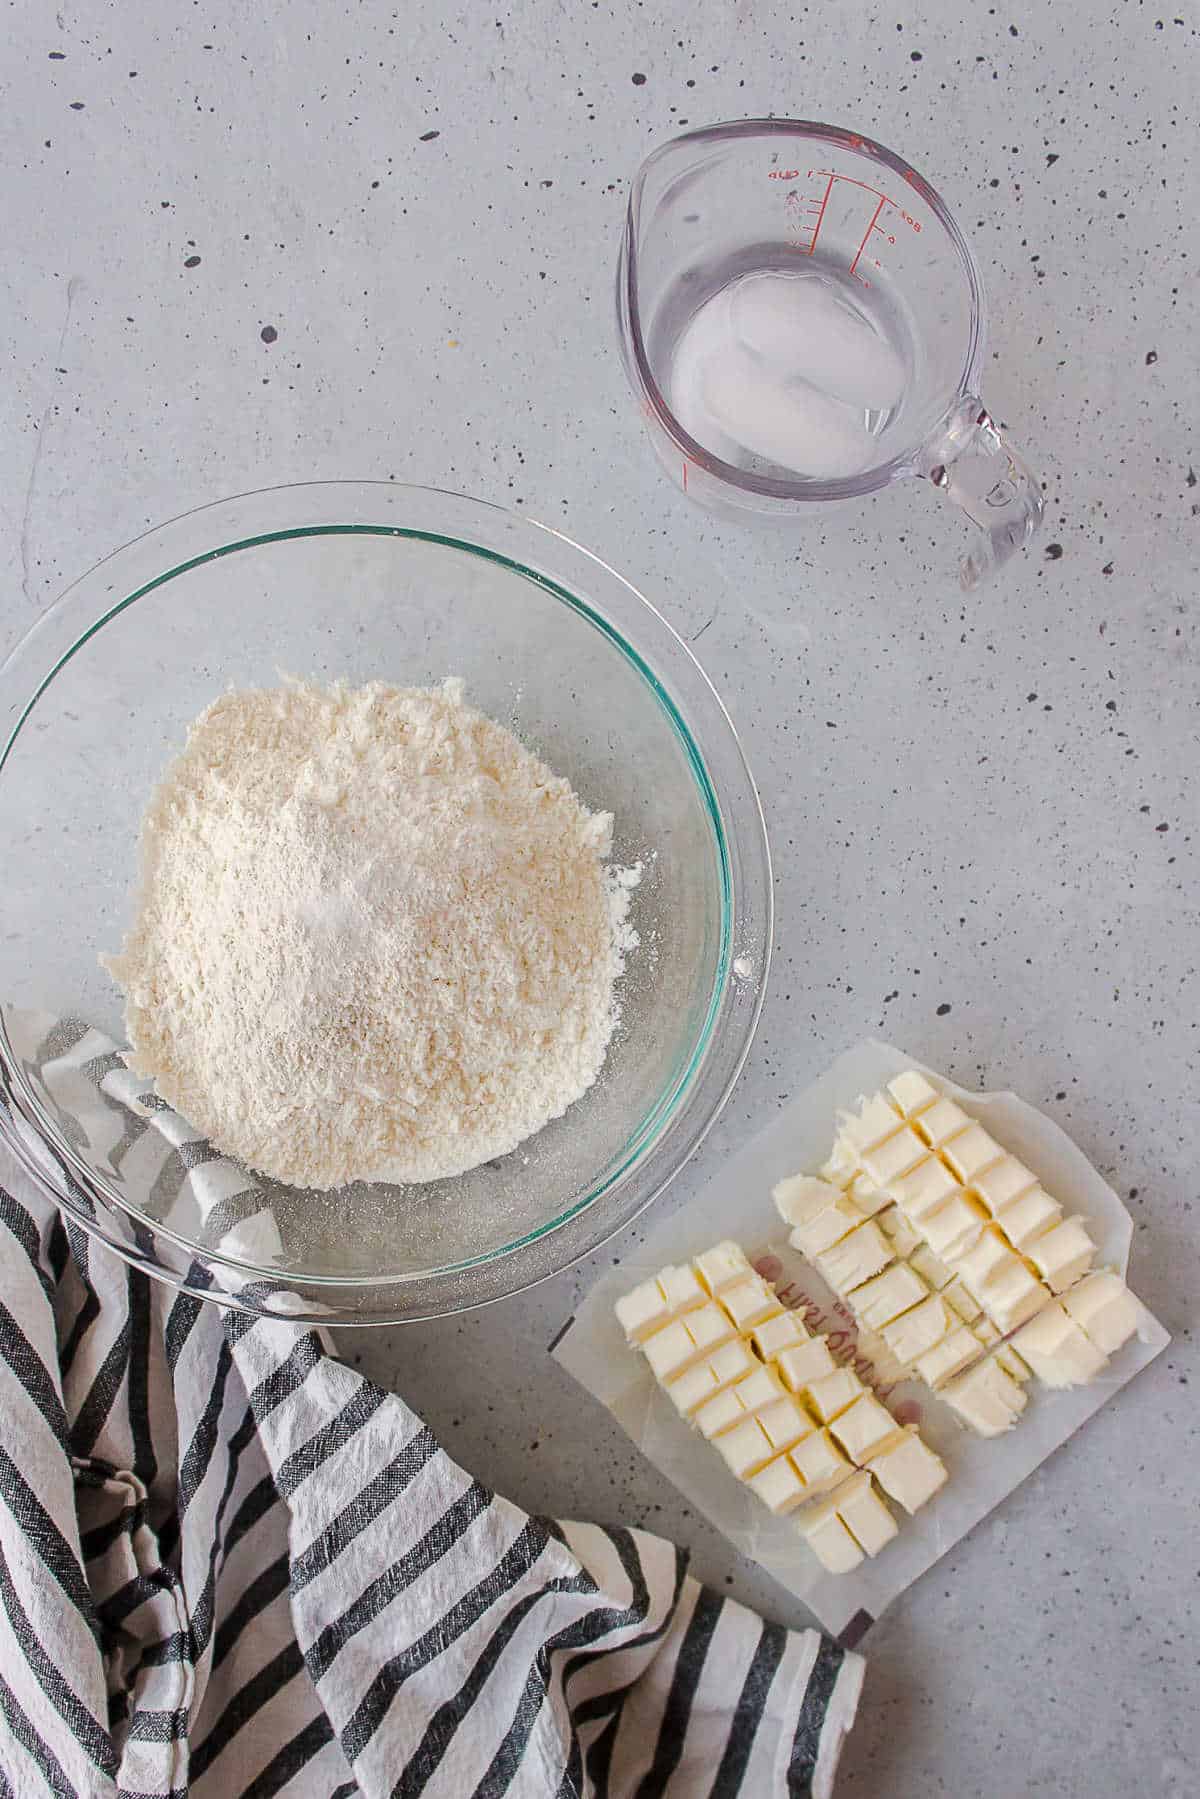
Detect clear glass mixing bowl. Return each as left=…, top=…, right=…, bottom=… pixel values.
left=0, top=483, right=771, bottom=1321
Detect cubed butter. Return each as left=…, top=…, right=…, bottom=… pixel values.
left=914, top=1095, right=972, bottom=1148
left=866, top=1428, right=948, bottom=1514
left=972, top=1316, right=1001, bottom=1348
left=829, top=1392, right=906, bottom=1464
left=879, top=1207, right=924, bottom=1258
left=719, top=1276, right=782, bottom=1332
left=941, top=1122, right=1004, bottom=1186
left=666, top=1361, right=720, bottom=1416
left=834, top=1471, right=900, bottom=1557
left=615, top=1277, right=671, bottom=1344
left=1062, top=1270, right=1140, bottom=1355
left=805, top=1364, right=866, bottom=1422
left=644, top=1319, right=702, bottom=1382
left=850, top=1262, right=929, bottom=1329
left=657, top=1263, right=708, bottom=1315
left=685, top=1301, right=739, bottom=1359
left=995, top=1185, right=1063, bottom=1250
left=881, top=1294, right=955, bottom=1365
left=846, top=1174, right=894, bottom=1218
left=791, top=1427, right=854, bottom=1496
left=745, top=1452, right=807, bottom=1516
left=715, top=1415, right=775, bottom=1478
left=1026, top=1217, right=1095, bottom=1294
left=815, top=1220, right=894, bottom=1293
left=914, top=1323, right=984, bottom=1389
left=887, top=1070, right=941, bottom=1116
left=859, top=1125, right=929, bottom=1188
left=706, top=1338, right=758, bottom=1390
left=797, top=1499, right=864, bottom=1573
left=695, top=1385, right=747, bottom=1439
left=922, top=1191, right=988, bottom=1260
left=789, top=1193, right=865, bottom=1259
left=757, top=1395, right=814, bottom=1453
left=775, top=1336, right=838, bottom=1394
left=819, top=1139, right=860, bottom=1186
left=994, top=1342, right=1032, bottom=1383
left=942, top=1276, right=983, bottom=1324
left=954, top=1226, right=1017, bottom=1298
left=972, top=1154, right=1039, bottom=1215
left=1013, top=1302, right=1109, bottom=1388
left=908, top=1242, right=953, bottom=1290
left=941, top=1354, right=1028, bottom=1436
left=837, top=1092, right=905, bottom=1154
left=731, top=1365, right=786, bottom=1416
left=694, top=1239, right=753, bottom=1295
left=890, top=1154, right=961, bottom=1222
left=752, top=1309, right=809, bottom=1361
left=983, top=1259, right=1052, bottom=1333
left=773, top=1173, right=839, bottom=1228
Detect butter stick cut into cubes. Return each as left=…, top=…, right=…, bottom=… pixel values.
left=789, top=1194, right=865, bottom=1259
left=796, top=1501, right=864, bottom=1574
left=994, top=1185, right=1062, bottom=1249
left=837, top=1092, right=906, bottom=1155
left=886, top=1069, right=940, bottom=1116
left=834, top=1471, right=900, bottom=1556
left=694, top=1239, right=753, bottom=1295
left=775, top=1336, right=838, bottom=1393
left=858, top=1124, right=928, bottom=1188
left=751, top=1309, right=809, bottom=1361
left=772, top=1173, right=841, bottom=1228
left=940, top=1355, right=1028, bottom=1436
left=881, top=1294, right=955, bottom=1366
left=866, top=1428, right=948, bottom=1512
left=1026, top=1217, right=1095, bottom=1294
left=1012, top=1302, right=1109, bottom=1387
left=829, top=1393, right=907, bottom=1463
left=815, top=1219, right=894, bottom=1291
left=1062, top=1270, right=1140, bottom=1354
left=850, top=1261, right=929, bottom=1329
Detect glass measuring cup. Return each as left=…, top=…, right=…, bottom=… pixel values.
left=617, top=120, right=1044, bottom=588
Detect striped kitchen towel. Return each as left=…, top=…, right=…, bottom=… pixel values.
left=0, top=1128, right=863, bottom=1796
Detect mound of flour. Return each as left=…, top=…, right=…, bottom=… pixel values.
left=104, top=677, right=638, bottom=1188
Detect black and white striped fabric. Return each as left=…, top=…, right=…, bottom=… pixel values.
left=0, top=1124, right=862, bottom=1795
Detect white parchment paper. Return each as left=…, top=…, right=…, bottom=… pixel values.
left=553, top=1041, right=1170, bottom=1638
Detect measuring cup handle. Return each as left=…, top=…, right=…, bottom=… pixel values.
left=922, top=400, right=1045, bottom=590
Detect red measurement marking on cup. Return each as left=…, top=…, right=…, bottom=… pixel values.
left=792, top=169, right=925, bottom=287
left=848, top=195, right=886, bottom=279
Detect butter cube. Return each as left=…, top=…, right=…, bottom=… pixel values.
left=773, top=1173, right=840, bottom=1228
left=859, top=1125, right=928, bottom=1188
left=866, top=1429, right=948, bottom=1514
left=972, top=1317, right=1001, bottom=1348
left=943, top=1276, right=983, bottom=1324
left=834, top=1471, right=900, bottom=1557
left=1026, top=1217, right=1095, bottom=1294
left=757, top=1395, right=815, bottom=1454
left=746, top=1452, right=807, bottom=1516
left=954, top=1226, right=1017, bottom=1298
left=941, top=1122, right=1004, bottom=1186
left=644, top=1319, right=702, bottom=1382
left=694, top=1240, right=753, bottom=1295
left=837, top=1092, right=905, bottom=1154
left=706, top=1338, right=758, bottom=1390
left=666, top=1361, right=720, bottom=1416
left=890, top=1155, right=961, bottom=1222
left=984, top=1260, right=1052, bottom=1333
left=1062, top=1270, right=1140, bottom=1355
left=846, top=1174, right=894, bottom=1218
left=972, top=1154, right=1039, bottom=1215
left=1014, top=1302, right=1108, bottom=1388
left=914, top=1323, right=984, bottom=1389
left=995, top=1185, right=1063, bottom=1250
left=797, top=1500, right=864, bottom=1573
left=791, top=1427, right=854, bottom=1496
left=685, top=1301, right=739, bottom=1360
left=715, top=1415, right=775, bottom=1478
left=816, top=1220, right=894, bottom=1293
left=908, top=1242, right=953, bottom=1290
left=719, top=1276, right=781, bottom=1332
left=878, top=1207, right=923, bottom=1258
left=805, top=1365, right=866, bottom=1422
left=829, top=1393, right=906, bottom=1464
left=789, top=1194, right=864, bottom=1259
left=695, top=1386, right=747, bottom=1439
left=881, top=1294, right=955, bottom=1365
left=914, top=1095, right=972, bottom=1147
left=887, top=1070, right=941, bottom=1117
left=819, top=1140, right=860, bottom=1186
left=941, top=1355, right=1028, bottom=1437
left=657, top=1263, right=709, bottom=1315
left=615, top=1277, right=671, bottom=1343
left=994, top=1342, right=1032, bottom=1383
left=752, top=1309, right=809, bottom=1361
left=850, top=1262, right=929, bottom=1329
left=775, top=1336, right=838, bottom=1394
left=922, top=1191, right=988, bottom=1260
left=731, top=1365, right=787, bottom=1416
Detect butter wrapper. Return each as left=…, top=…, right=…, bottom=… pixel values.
left=552, top=1040, right=1170, bottom=1639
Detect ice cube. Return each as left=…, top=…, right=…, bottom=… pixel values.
left=667, top=287, right=743, bottom=464
left=701, top=348, right=875, bottom=479
left=729, top=271, right=907, bottom=413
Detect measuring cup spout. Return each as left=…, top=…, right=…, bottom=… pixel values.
left=921, top=400, right=1045, bottom=590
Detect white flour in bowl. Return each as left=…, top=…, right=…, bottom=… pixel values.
left=104, top=676, right=639, bottom=1189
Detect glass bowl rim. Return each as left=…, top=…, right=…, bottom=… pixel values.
left=0, top=480, right=773, bottom=1321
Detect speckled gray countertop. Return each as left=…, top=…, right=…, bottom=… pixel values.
left=2, top=3, right=1196, bottom=1793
